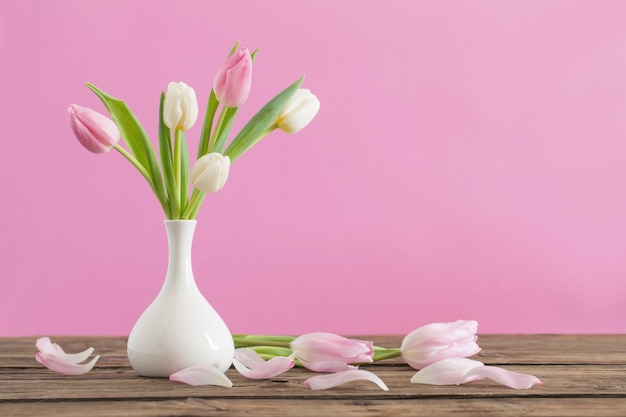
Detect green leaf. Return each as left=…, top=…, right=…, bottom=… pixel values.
left=224, top=76, right=304, bottom=162
left=158, top=92, right=178, bottom=218
left=209, top=106, right=239, bottom=154
left=197, top=90, right=220, bottom=159
left=228, top=40, right=240, bottom=56
left=87, top=83, right=170, bottom=217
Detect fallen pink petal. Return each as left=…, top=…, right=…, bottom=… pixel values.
left=411, top=357, right=542, bottom=390
left=233, top=348, right=266, bottom=368
left=298, top=359, right=357, bottom=373
left=169, top=364, right=233, bottom=387
left=35, top=337, right=100, bottom=375
left=304, top=370, right=389, bottom=391
left=410, top=357, right=485, bottom=385
left=233, top=348, right=294, bottom=379
left=462, top=365, right=542, bottom=390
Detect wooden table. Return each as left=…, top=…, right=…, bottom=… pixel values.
left=1, top=335, right=625, bottom=416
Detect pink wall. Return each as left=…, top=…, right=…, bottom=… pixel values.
left=1, top=0, right=626, bottom=336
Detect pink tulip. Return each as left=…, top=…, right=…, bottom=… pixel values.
left=290, top=332, right=374, bottom=372
left=68, top=104, right=120, bottom=154
left=213, top=47, right=252, bottom=107
left=35, top=337, right=100, bottom=375
left=410, top=357, right=542, bottom=390
left=232, top=348, right=295, bottom=379
left=304, top=369, right=389, bottom=391
left=400, top=320, right=481, bottom=370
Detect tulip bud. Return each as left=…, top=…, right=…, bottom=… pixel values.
left=190, top=152, right=230, bottom=193
left=275, top=89, right=320, bottom=134
left=68, top=104, right=120, bottom=154
left=400, top=320, right=481, bottom=370
left=163, top=82, right=199, bottom=131
left=290, top=332, right=374, bottom=372
left=213, top=47, right=252, bottom=108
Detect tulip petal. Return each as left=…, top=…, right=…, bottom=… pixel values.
left=299, top=359, right=357, bottom=373
left=233, top=348, right=266, bottom=368
left=36, top=337, right=95, bottom=364
left=233, top=349, right=294, bottom=380
left=169, top=364, right=233, bottom=387
left=35, top=352, right=100, bottom=375
left=461, top=366, right=542, bottom=390
left=304, top=370, right=389, bottom=391
left=35, top=337, right=100, bottom=375
left=410, top=357, right=484, bottom=385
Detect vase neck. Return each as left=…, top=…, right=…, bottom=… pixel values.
left=163, top=220, right=198, bottom=291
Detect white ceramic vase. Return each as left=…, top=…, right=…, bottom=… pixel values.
left=127, top=220, right=234, bottom=377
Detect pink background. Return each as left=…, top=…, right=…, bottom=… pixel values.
left=1, top=0, right=626, bottom=336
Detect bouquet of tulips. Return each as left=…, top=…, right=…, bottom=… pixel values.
left=68, top=42, right=320, bottom=219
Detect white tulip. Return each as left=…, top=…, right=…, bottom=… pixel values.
left=275, top=88, right=320, bottom=134
left=163, top=81, right=199, bottom=130
left=191, top=153, right=230, bottom=193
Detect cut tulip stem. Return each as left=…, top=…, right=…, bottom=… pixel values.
left=114, top=144, right=171, bottom=217
left=173, top=129, right=182, bottom=192
left=232, top=337, right=292, bottom=349
left=182, top=189, right=205, bottom=219
left=372, top=348, right=402, bottom=362
left=208, top=106, right=228, bottom=152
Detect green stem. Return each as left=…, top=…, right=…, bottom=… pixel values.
left=169, top=129, right=183, bottom=218
left=229, top=125, right=275, bottom=163
left=372, top=347, right=402, bottom=362
left=114, top=145, right=152, bottom=184
left=114, top=145, right=171, bottom=218
left=208, top=107, right=228, bottom=153
left=182, top=188, right=205, bottom=219
left=233, top=337, right=292, bottom=349
left=173, top=129, right=182, bottom=190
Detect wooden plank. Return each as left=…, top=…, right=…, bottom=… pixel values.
left=2, top=397, right=626, bottom=417
left=1, top=365, right=625, bottom=400
left=2, top=335, right=625, bottom=417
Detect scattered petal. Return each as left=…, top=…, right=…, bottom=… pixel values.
left=410, top=357, right=484, bottom=385
left=304, top=370, right=389, bottom=391
left=169, top=364, right=233, bottom=387
left=234, top=348, right=266, bottom=368
left=233, top=349, right=294, bottom=379
left=411, top=358, right=542, bottom=390
left=35, top=352, right=100, bottom=375
left=36, top=337, right=95, bottom=364
left=35, top=337, right=99, bottom=375
left=298, top=359, right=357, bottom=373
left=462, top=366, right=542, bottom=390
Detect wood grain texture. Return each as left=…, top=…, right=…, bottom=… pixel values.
left=1, top=335, right=625, bottom=416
